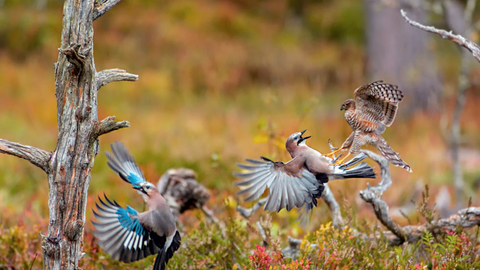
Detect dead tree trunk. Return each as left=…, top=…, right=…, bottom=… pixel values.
left=0, top=0, right=137, bottom=269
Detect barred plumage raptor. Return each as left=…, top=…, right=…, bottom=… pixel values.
left=325, top=81, right=412, bottom=173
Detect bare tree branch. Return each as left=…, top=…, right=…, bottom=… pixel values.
left=93, top=116, right=129, bottom=137
left=93, top=0, right=123, bottom=21
left=359, top=150, right=406, bottom=243
left=237, top=198, right=268, bottom=219
left=381, top=206, right=480, bottom=245
left=400, top=9, right=480, bottom=62
left=322, top=184, right=344, bottom=227
left=323, top=139, right=345, bottom=227
left=0, top=139, right=51, bottom=173
left=359, top=150, right=480, bottom=245
left=96, top=68, right=138, bottom=91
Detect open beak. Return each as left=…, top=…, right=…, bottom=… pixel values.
left=340, top=104, right=346, bottom=111
left=298, top=130, right=311, bottom=144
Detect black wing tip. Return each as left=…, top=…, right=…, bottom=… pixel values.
left=260, top=156, right=274, bottom=163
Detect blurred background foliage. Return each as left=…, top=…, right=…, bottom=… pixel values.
left=1, top=0, right=480, bottom=268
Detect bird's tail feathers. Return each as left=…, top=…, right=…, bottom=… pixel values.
left=153, top=231, right=181, bottom=270
left=376, top=135, right=413, bottom=173
left=334, top=162, right=376, bottom=179
left=338, top=152, right=367, bottom=169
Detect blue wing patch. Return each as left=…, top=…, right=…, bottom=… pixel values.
left=116, top=205, right=145, bottom=236
left=127, top=173, right=144, bottom=189
left=105, top=142, right=148, bottom=188
left=92, top=195, right=161, bottom=263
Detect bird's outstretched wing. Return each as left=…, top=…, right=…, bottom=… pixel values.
left=233, top=157, right=323, bottom=214
left=354, top=81, right=404, bottom=128
left=91, top=195, right=166, bottom=263
left=106, top=141, right=147, bottom=188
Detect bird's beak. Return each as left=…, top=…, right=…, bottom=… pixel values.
left=340, top=104, right=345, bottom=111
left=133, top=185, right=147, bottom=195
left=298, top=130, right=311, bottom=144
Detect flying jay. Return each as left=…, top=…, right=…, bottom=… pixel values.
left=234, top=130, right=376, bottom=224
left=92, top=142, right=181, bottom=270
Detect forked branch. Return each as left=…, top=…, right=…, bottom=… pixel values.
left=0, top=139, right=51, bottom=173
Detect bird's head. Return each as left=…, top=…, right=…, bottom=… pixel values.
left=286, top=129, right=311, bottom=150
left=340, top=99, right=355, bottom=111
left=134, top=182, right=158, bottom=197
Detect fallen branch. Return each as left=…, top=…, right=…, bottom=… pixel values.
left=359, top=150, right=480, bottom=246
left=380, top=206, right=480, bottom=245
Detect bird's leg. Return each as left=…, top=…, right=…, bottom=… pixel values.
left=324, top=148, right=342, bottom=158
left=335, top=153, right=351, bottom=165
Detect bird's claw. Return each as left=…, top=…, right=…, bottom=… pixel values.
left=330, top=154, right=346, bottom=166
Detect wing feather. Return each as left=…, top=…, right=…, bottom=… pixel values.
left=105, top=142, right=147, bottom=188
left=91, top=195, right=165, bottom=263
left=234, top=157, right=323, bottom=216
left=354, top=81, right=404, bottom=127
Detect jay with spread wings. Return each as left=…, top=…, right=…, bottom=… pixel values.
left=234, top=130, right=376, bottom=224
left=91, top=142, right=181, bottom=270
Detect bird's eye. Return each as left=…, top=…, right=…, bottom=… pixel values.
left=145, top=185, right=151, bottom=190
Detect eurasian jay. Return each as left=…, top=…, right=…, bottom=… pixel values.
left=92, top=142, right=181, bottom=270
left=234, top=130, right=376, bottom=223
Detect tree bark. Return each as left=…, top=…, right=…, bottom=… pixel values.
left=42, top=1, right=138, bottom=268
left=0, top=0, right=137, bottom=269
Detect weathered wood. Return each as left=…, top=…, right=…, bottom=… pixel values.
left=93, top=0, right=123, bottom=20
left=43, top=1, right=99, bottom=268
left=96, top=68, right=138, bottom=91
left=0, top=139, right=51, bottom=173
left=94, top=116, right=130, bottom=137
left=0, top=0, right=137, bottom=268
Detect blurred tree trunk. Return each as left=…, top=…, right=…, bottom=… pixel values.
left=443, top=0, right=476, bottom=209
left=0, top=0, right=137, bottom=268
left=365, top=0, right=443, bottom=112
